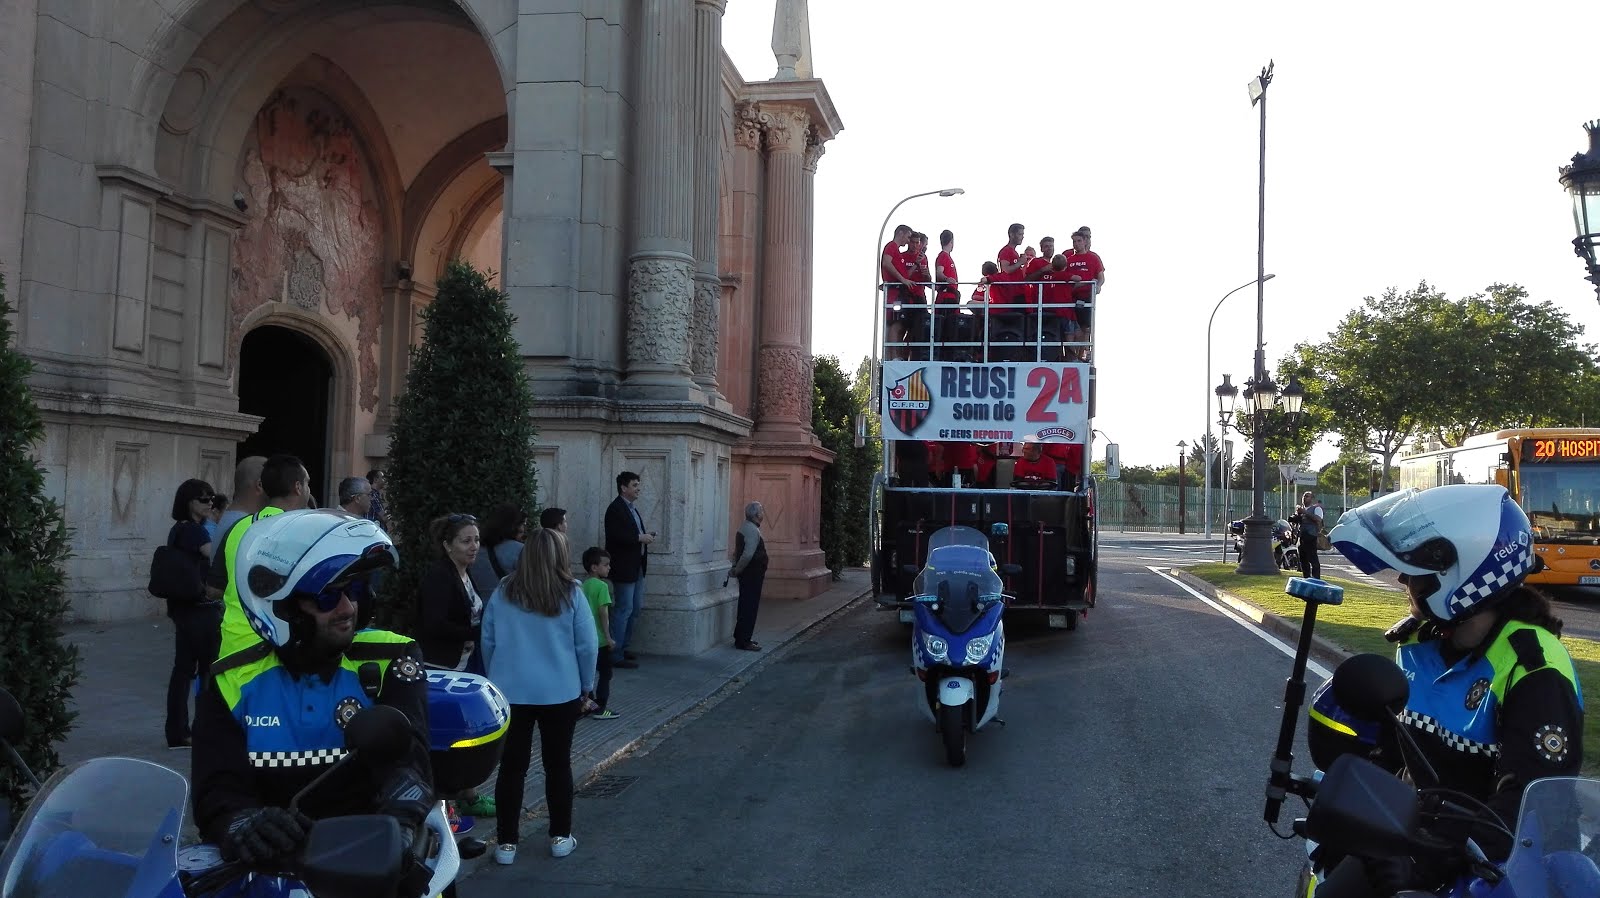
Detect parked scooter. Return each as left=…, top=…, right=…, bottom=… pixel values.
left=1227, top=518, right=1300, bottom=570
left=1262, top=577, right=1600, bottom=897
left=907, top=525, right=1014, bottom=767
left=0, top=668, right=510, bottom=898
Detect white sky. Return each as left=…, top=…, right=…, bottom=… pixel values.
left=722, top=0, right=1600, bottom=470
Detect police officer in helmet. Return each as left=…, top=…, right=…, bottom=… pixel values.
left=191, top=509, right=434, bottom=893
left=1314, top=484, right=1584, bottom=889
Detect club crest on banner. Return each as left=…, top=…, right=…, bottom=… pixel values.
left=886, top=368, right=933, bottom=435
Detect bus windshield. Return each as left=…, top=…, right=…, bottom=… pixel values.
left=1520, top=463, right=1600, bottom=541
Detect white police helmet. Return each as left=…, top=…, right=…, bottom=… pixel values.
left=1327, top=484, right=1533, bottom=623
left=233, top=509, right=399, bottom=646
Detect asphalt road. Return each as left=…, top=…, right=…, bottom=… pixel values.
left=468, top=541, right=1320, bottom=898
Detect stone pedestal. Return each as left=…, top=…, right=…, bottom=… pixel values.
left=733, top=440, right=832, bottom=599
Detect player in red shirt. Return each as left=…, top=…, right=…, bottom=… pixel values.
left=1018, top=235, right=1056, bottom=311
left=881, top=224, right=914, bottom=359
left=899, top=232, right=933, bottom=358
left=1012, top=440, right=1059, bottom=485
left=934, top=230, right=960, bottom=304
left=1042, top=441, right=1084, bottom=490
left=942, top=441, right=978, bottom=485
left=1065, top=227, right=1105, bottom=359
left=994, top=223, right=1027, bottom=306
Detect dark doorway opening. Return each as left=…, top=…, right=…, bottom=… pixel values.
left=237, top=325, right=333, bottom=505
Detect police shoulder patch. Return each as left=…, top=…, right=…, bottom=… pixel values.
left=1535, top=723, right=1570, bottom=764
left=392, top=657, right=424, bottom=683
left=334, top=696, right=364, bottom=730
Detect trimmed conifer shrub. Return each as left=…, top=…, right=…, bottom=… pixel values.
left=378, top=261, right=538, bottom=633
left=0, top=272, right=81, bottom=816
left=813, top=355, right=874, bottom=576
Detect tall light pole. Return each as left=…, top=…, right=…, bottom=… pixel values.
left=876, top=188, right=960, bottom=377
left=1204, top=273, right=1274, bottom=539
left=1239, top=60, right=1279, bottom=575
left=1176, top=440, right=1188, bottom=534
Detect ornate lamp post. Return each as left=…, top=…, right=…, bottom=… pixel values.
left=1216, top=375, right=1239, bottom=556
left=1558, top=121, right=1600, bottom=300
left=1236, top=59, right=1279, bottom=575
left=1226, top=369, right=1306, bottom=574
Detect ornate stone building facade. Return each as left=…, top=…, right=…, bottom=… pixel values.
left=0, top=0, right=840, bottom=654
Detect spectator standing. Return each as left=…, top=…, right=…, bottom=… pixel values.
left=580, top=547, right=619, bottom=719
left=215, top=456, right=266, bottom=539
left=203, top=493, right=228, bottom=542
left=726, top=502, right=769, bottom=651
left=337, top=477, right=371, bottom=518
left=366, top=467, right=390, bottom=530
left=539, top=506, right=568, bottom=533
left=603, top=471, right=655, bottom=669
left=1296, top=492, right=1325, bottom=580
left=162, top=478, right=219, bottom=749
left=483, top=528, right=598, bottom=864
left=469, top=503, right=528, bottom=598
left=418, top=513, right=485, bottom=674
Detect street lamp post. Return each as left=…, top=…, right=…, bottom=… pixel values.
left=1205, top=273, right=1275, bottom=539
left=871, top=188, right=966, bottom=373
left=1558, top=121, right=1600, bottom=301
left=1177, top=440, right=1188, bottom=534
left=1216, top=375, right=1239, bottom=558
left=1238, top=59, right=1278, bottom=575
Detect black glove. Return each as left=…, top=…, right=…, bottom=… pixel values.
left=222, top=806, right=312, bottom=866
left=377, top=772, right=433, bottom=829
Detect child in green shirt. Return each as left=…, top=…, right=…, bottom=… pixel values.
left=580, top=547, right=619, bottom=719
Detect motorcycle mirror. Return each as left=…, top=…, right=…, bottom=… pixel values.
left=0, top=689, right=24, bottom=743
left=1303, top=755, right=1420, bottom=859
left=343, top=705, right=412, bottom=766
left=299, top=815, right=404, bottom=898
left=1331, top=654, right=1410, bottom=721
left=999, top=564, right=1023, bottom=576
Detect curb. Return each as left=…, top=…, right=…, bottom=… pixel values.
left=1168, top=569, right=1353, bottom=672
left=455, top=584, right=873, bottom=881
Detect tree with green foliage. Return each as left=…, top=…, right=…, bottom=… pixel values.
left=0, top=272, right=80, bottom=816
left=378, top=262, right=538, bottom=632
left=814, top=355, right=874, bottom=576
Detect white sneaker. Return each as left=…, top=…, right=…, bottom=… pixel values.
left=494, top=843, right=516, bottom=865
left=550, top=835, right=577, bottom=858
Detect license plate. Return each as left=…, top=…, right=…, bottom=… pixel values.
left=898, top=608, right=914, bottom=623
left=1581, top=576, right=1600, bottom=585
left=1048, top=613, right=1070, bottom=629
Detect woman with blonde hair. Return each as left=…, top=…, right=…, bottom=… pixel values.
left=482, top=527, right=598, bottom=865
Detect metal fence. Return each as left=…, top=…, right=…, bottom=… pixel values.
left=1094, top=482, right=1349, bottom=533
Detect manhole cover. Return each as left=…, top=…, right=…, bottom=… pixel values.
left=575, top=774, right=638, bottom=800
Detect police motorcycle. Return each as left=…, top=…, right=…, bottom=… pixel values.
left=907, top=525, right=1015, bottom=767
left=1259, top=575, right=1600, bottom=897
left=1229, top=517, right=1300, bottom=571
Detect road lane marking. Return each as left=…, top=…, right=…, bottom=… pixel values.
left=1146, top=566, right=1331, bottom=680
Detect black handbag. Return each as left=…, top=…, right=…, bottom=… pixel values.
left=148, top=525, right=206, bottom=602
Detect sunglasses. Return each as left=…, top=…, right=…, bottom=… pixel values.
left=194, top=495, right=215, bottom=503
left=448, top=513, right=477, bottom=524
left=308, top=577, right=370, bottom=613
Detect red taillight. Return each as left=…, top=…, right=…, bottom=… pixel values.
left=987, top=671, right=1000, bottom=684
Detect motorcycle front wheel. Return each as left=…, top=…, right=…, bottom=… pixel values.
left=939, top=704, right=966, bottom=767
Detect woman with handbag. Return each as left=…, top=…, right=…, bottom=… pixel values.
left=154, top=478, right=219, bottom=749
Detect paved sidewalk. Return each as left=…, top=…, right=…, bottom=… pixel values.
left=54, top=570, right=871, bottom=862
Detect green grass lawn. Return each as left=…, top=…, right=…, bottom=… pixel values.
left=1183, top=564, right=1600, bottom=775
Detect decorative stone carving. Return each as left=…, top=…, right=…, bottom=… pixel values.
left=802, top=133, right=825, bottom=173
left=287, top=245, right=325, bottom=310
left=761, top=107, right=810, bottom=155
left=692, top=278, right=720, bottom=378
left=734, top=103, right=766, bottom=151
left=757, top=344, right=810, bottom=422
left=627, top=256, right=695, bottom=368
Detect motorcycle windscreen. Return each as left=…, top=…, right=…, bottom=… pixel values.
left=0, top=757, right=187, bottom=898
left=1502, top=777, right=1600, bottom=894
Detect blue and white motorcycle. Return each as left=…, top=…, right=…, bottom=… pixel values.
left=908, top=525, right=1012, bottom=767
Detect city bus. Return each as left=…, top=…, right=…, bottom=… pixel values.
left=1396, top=428, right=1600, bottom=587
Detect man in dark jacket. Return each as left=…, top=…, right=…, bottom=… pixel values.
left=726, top=502, right=768, bottom=651
left=603, top=471, right=654, bottom=668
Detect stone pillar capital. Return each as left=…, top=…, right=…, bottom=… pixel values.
left=802, top=133, right=826, bottom=173
left=760, top=105, right=810, bottom=155
left=694, top=0, right=727, bottom=12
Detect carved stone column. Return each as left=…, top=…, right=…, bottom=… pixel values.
left=800, top=134, right=823, bottom=391
left=754, top=103, right=812, bottom=439
left=626, top=0, right=697, bottom=398
left=691, top=0, right=727, bottom=399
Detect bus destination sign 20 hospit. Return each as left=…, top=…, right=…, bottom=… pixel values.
left=1521, top=437, right=1600, bottom=462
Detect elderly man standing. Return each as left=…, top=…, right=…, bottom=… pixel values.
left=726, top=502, right=769, bottom=651
left=337, top=476, right=371, bottom=517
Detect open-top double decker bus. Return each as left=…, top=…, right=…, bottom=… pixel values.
left=869, top=276, right=1106, bottom=629
left=1397, top=428, right=1600, bottom=587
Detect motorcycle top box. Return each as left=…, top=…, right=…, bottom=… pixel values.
left=425, top=668, right=511, bottom=795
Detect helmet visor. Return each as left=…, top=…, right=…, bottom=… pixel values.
left=1340, top=489, right=1458, bottom=574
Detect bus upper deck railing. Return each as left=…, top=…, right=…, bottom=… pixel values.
left=876, top=278, right=1098, bottom=363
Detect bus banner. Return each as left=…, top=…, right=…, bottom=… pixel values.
left=879, top=361, right=1089, bottom=443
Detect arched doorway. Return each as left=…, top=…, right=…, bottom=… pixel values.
left=238, top=325, right=333, bottom=504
